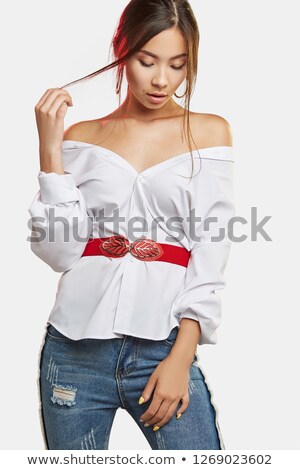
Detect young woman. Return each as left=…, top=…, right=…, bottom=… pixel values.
left=29, top=0, right=235, bottom=450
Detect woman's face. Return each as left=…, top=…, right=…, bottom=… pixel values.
left=125, top=26, right=188, bottom=110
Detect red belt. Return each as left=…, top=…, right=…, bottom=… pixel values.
left=81, top=236, right=191, bottom=267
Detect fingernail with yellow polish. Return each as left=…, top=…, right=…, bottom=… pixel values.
left=138, top=396, right=144, bottom=405
left=153, top=426, right=160, bottom=431
left=176, top=413, right=182, bottom=420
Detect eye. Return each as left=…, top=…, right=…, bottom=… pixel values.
left=138, top=60, right=186, bottom=70
left=139, top=60, right=153, bottom=68
left=171, top=64, right=186, bottom=70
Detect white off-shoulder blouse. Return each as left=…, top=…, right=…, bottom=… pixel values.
left=28, top=140, right=235, bottom=346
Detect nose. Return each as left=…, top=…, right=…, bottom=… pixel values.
left=151, top=67, right=168, bottom=89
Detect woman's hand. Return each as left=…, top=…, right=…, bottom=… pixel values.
left=34, top=87, right=73, bottom=173
left=138, top=354, right=190, bottom=430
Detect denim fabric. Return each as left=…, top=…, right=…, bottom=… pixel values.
left=38, top=324, right=225, bottom=450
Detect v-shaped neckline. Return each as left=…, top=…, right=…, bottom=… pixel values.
left=62, top=140, right=233, bottom=177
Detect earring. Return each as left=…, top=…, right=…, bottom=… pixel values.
left=115, top=68, right=124, bottom=95
left=174, top=88, right=188, bottom=99
left=174, top=81, right=188, bottom=99
left=115, top=78, right=121, bottom=94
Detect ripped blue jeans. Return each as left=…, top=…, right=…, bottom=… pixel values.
left=38, top=324, right=225, bottom=450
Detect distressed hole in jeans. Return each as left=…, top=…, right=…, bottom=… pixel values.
left=155, top=428, right=166, bottom=450
left=81, top=428, right=97, bottom=450
left=188, top=377, right=196, bottom=396
left=51, top=384, right=77, bottom=406
left=46, top=356, right=59, bottom=385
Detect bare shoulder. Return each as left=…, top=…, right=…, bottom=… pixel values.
left=193, top=112, right=233, bottom=148
left=63, top=118, right=100, bottom=143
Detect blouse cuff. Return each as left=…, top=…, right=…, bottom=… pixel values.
left=38, top=170, right=79, bottom=205
left=179, top=312, right=218, bottom=345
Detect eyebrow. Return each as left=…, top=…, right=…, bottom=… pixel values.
left=138, top=49, right=187, bottom=60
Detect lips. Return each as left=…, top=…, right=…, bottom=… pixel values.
left=147, top=93, right=167, bottom=97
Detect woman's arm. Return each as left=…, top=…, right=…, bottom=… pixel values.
left=138, top=141, right=235, bottom=429
left=138, top=319, right=200, bottom=429
left=168, top=318, right=200, bottom=366
left=28, top=169, right=93, bottom=273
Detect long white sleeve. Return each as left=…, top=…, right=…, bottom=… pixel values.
left=171, top=157, right=235, bottom=345
left=28, top=170, right=93, bottom=272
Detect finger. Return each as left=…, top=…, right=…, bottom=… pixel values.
left=140, top=392, right=164, bottom=424
left=138, top=372, right=158, bottom=405
left=151, top=399, right=179, bottom=429
left=142, top=398, right=174, bottom=427
left=175, top=392, right=189, bottom=419
left=47, top=94, right=73, bottom=117
left=36, top=87, right=65, bottom=109
left=41, top=89, right=72, bottom=112
left=37, top=88, right=72, bottom=112
left=35, top=88, right=54, bottom=110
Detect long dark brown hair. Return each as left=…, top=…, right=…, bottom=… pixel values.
left=61, top=0, right=202, bottom=180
